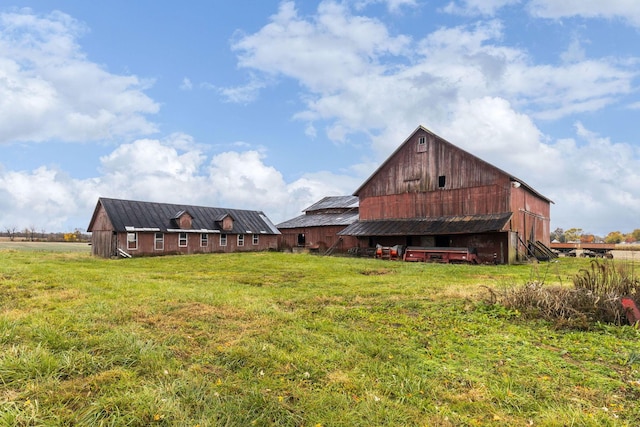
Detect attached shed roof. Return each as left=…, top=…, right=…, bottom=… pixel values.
left=303, top=196, right=359, bottom=212
left=338, top=213, right=513, bottom=236
left=277, top=211, right=359, bottom=229
left=88, top=198, right=280, bottom=235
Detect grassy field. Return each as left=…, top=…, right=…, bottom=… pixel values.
left=1, top=249, right=639, bottom=426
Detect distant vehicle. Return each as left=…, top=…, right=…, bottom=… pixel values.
left=580, top=249, right=598, bottom=258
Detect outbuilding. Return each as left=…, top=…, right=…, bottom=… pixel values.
left=87, top=197, right=280, bottom=258
left=339, top=126, right=553, bottom=264
left=277, top=196, right=359, bottom=254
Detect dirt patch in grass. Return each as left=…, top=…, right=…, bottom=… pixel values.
left=359, top=269, right=393, bottom=276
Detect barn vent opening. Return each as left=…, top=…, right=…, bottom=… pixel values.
left=438, top=175, right=446, bottom=188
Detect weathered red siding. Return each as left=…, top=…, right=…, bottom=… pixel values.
left=352, top=126, right=552, bottom=264
left=118, top=231, right=277, bottom=256
left=278, top=226, right=359, bottom=252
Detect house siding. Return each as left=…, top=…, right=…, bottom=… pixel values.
left=88, top=198, right=280, bottom=258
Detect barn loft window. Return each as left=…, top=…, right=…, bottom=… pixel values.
left=238, top=234, right=245, bottom=246
left=155, top=233, right=164, bottom=251
left=127, top=232, right=138, bottom=250
left=252, top=234, right=259, bottom=245
left=200, top=233, right=208, bottom=247
left=417, top=135, right=427, bottom=153
left=220, top=234, right=227, bottom=246
left=179, top=232, right=188, bottom=247
left=438, top=175, right=446, bottom=188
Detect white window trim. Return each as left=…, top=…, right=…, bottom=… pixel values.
left=220, top=233, right=227, bottom=247
left=201, top=233, right=208, bottom=247
left=179, top=232, right=188, bottom=247
left=237, top=234, right=244, bottom=246
left=127, top=232, right=138, bottom=250
left=155, top=233, right=164, bottom=251
left=252, top=234, right=259, bottom=245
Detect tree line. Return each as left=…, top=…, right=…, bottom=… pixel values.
left=2, top=226, right=90, bottom=242
left=551, top=228, right=640, bottom=244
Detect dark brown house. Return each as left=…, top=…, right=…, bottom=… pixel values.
left=277, top=196, right=359, bottom=253
left=339, top=126, right=553, bottom=264
left=87, top=197, right=280, bottom=258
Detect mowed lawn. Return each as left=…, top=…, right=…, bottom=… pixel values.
left=1, top=249, right=639, bottom=426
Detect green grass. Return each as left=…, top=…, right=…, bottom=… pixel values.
left=1, top=250, right=640, bottom=426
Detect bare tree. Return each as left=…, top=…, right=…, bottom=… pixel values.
left=4, top=226, right=17, bottom=241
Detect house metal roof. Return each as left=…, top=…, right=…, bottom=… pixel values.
left=303, top=196, right=359, bottom=212
left=276, top=211, right=359, bottom=229
left=338, top=213, right=513, bottom=236
left=88, top=198, right=280, bottom=235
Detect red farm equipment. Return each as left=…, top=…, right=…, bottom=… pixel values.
left=402, top=246, right=479, bottom=264
left=374, top=244, right=403, bottom=260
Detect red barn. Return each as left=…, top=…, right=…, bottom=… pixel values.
left=277, top=196, right=359, bottom=253
left=339, top=126, right=553, bottom=264
left=87, top=198, right=280, bottom=258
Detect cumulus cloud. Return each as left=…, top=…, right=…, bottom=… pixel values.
left=0, top=137, right=360, bottom=231
left=227, top=2, right=636, bottom=155
left=0, top=9, right=159, bottom=144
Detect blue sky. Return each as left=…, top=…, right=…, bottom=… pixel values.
left=1, top=0, right=639, bottom=236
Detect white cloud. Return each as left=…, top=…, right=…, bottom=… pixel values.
left=442, top=0, right=521, bottom=16
left=180, top=77, right=193, bottom=90
left=0, top=9, right=159, bottom=144
left=528, top=0, right=640, bottom=27
left=229, top=1, right=410, bottom=96
left=228, top=4, right=636, bottom=154
left=544, top=123, right=640, bottom=234
left=353, top=0, right=419, bottom=13
left=0, top=137, right=360, bottom=231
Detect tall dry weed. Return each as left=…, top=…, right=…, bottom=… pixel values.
left=496, top=260, right=640, bottom=329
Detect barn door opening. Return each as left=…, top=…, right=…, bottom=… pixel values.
left=297, top=233, right=306, bottom=247
left=435, top=235, right=449, bottom=247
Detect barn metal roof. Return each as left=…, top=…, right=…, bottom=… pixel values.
left=276, top=211, right=359, bottom=229
left=88, top=198, right=280, bottom=235
left=303, top=196, right=359, bottom=212
left=338, top=212, right=513, bottom=236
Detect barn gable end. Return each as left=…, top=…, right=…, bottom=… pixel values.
left=341, top=125, right=552, bottom=264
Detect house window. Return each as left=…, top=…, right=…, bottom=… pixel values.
left=127, top=232, right=138, bottom=250
left=220, top=234, right=227, bottom=246
left=155, top=233, right=164, bottom=251
left=252, top=234, right=259, bottom=245
left=438, top=175, right=446, bottom=188
left=201, top=233, right=208, bottom=247
left=238, top=234, right=245, bottom=246
left=179, top=232, right=188, bottom=247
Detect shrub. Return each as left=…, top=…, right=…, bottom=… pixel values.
left=495, top=260, right=640, bottom=329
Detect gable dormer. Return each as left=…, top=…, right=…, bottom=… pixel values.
left=215, top=213, right=234, bottom=232
left=172, top=210, right=193, bottom=229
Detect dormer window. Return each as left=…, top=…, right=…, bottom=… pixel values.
left=215, top=214, right=234, bottom=231
left=172, top=210, right=193, bottom=229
